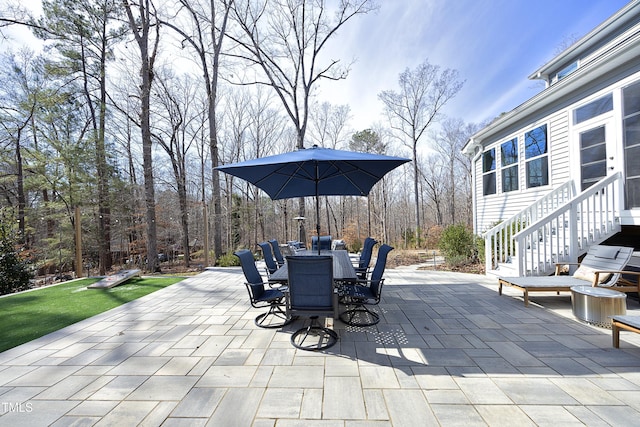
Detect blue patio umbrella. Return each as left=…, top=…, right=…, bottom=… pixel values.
left=216, top=145, right=410, bottom=252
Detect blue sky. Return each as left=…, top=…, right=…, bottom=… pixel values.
left=318, top=0, right=632, bottom=130
left=3, top=0, right=631, bottom=134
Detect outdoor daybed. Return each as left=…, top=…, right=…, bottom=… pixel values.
left=498, top=245, right=639, bottom=307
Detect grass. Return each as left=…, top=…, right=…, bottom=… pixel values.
left=0, top=276, right=184, bottom=353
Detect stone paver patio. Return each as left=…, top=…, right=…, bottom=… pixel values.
left=1, top=264, right=640, bottom=426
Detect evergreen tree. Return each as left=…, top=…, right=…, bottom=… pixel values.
left=0, top=220, right=33, bottom=296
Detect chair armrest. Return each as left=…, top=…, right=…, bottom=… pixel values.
left=593, top=270, right=640, bottom=288
left=267, top=281, right=287, bottom=291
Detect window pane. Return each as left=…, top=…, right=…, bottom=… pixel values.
left=581, top=162, right=606, bottom=186
left=581, top=144, right=606, bottom=164
left=525, top=125, right=547, bottom=159
left=556, top=61, right=577, bottom=81
left=623, top=80, right=640, bottom=116
left=626, top=176, right=640, bottom=209
left=502, top=166, right=518, bottom=192
left=626, top=145, right=640, bottom=177
left=580, top=126, right=605, bottom=148
left=482, top=149, right=495, bottom=172
left=574, top=93, right=613, bottom=124
left=501, top=138, right=518, bottom=166
left=483, top=172, right=496, bottom=195
left=526, top=157, right=548, bottom=188
left=624, top=115, right=640, bottom=149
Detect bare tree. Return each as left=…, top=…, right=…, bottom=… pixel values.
left=421, top=154, right=446, bottom=226
left=152, top=70, right=201, bottom=267
left=379, top=59, right=464, bottom=246
left=159, top=0, right=233, bottom=263
left=308, top=102, right=352, bottom=149
left=123, top=0, right=161, bottom=272
left=307, top=101, right=352, bottom=237
left=230, top=0, right=377, bottom=242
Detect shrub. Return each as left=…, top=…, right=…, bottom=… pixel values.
left=0, top=224, right=33, bottom=295
left=424, top=225, right=443, bottom=250
left=475, top=235, right=485, bottom=264
left=446, top=254, right=469, bottom=269
left=438, top=224, right=476, bottom=262
left=217, top=252, right=241, bottom=267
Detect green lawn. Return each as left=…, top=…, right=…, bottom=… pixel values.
left=0, top=276, right=184, bottom=353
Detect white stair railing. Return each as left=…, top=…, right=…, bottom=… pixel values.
left=512, top=172, right=623, bottom=276
left=483, top=180, right=575, bottom=274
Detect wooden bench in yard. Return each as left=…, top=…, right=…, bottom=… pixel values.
left=611, top=315, right=640, bottom=348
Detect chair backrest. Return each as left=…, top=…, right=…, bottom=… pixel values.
left=257, top=241, right=278, bottom=274
left=311, top=235, right=332, bottom=251
left=359, top=237, right=378, bottom=269
left=369, top=244, right=394, bottom=297
left=580, top=245, right=634, bottom=286
left=286, top=255, right=334, bottom=312
left=269, top=239, right=285, bottom=265
left=234, top=249, right=265, bottom=299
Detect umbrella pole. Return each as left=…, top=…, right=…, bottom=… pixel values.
left=316, top=164, right=321, bottom=255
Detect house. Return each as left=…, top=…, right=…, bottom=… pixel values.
left=462, top=0, right=640, bottom=277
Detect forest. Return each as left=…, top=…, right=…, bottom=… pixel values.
left=0, top=0, right=481, bottom=279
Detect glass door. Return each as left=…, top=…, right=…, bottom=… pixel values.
left=578, top=124, right=610, bottom=191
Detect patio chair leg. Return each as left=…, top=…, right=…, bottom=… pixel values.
left=291, top=316, right=338, bottom=351
left=613, top=323, right=620, bottom=348
left=255, top=303, right=293, bottom=329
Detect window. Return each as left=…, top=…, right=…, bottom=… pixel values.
left=623, top=81, right=640, bottom=209
left=525, top=124, right=548, bottom=188
left=482, top=148, right=496, bottom=196
left=555, top=61, right=578, bottom=82
left=500, top=138, right=518, bottom=192
left=574, top=93, right=613, bottom=124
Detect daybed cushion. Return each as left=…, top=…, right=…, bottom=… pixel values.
left=499, top=275, right=590, bottom=289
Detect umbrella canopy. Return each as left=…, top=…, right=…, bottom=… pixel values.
left=216, top=145, right=410, bottom=251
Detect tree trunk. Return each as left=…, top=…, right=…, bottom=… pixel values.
left=123, top=0, right=159, bottom=272
left=209, top=98, right=223, bottom=261
left=14, top=129, right=26, bottom=241
left=413, top=141, right=420, bottom=247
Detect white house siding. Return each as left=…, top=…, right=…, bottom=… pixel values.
left=473, top=109, right=572, bottom=233
left=548, top=111, right=571, bottom=186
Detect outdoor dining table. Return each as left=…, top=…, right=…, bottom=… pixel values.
left=269, top=249, right=357, bottom=319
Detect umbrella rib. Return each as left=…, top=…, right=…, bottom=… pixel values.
left=320, top=160, right=381, bottom=195
left=268, top=162, right=316, bottom=199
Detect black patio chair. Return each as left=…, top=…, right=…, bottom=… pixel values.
left=257, top=241, right=279, bottom=277
left=269, top=239, right=285, bottom=267
left=339, top=244, right=394, bottom=327
left=234, top=249, right=292, bottom=329
left=311, top=235, right=332, bottom=251
left=286, top=255, right=338, bottom=351
left=354, top=237, right=378, bottom=280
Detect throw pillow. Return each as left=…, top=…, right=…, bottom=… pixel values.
left=573, top=265, right=611, bottom=284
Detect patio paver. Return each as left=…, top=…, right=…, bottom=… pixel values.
left=1, top=265, right=640, bottom=426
